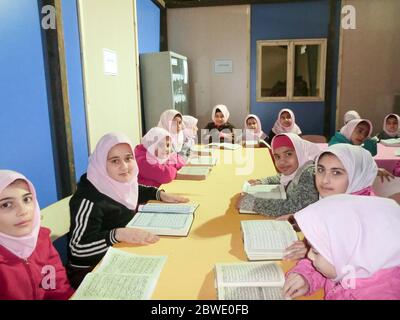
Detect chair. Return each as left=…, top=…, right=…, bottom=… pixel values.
left=301, top=135, right=327, bottom=143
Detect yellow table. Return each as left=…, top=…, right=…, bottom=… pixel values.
left=114, top=148, right=323, bottom=300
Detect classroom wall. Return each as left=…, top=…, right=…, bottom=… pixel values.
left=250, top=1, right=340, bottom=136
left=137, top=0, right=160, bottom=54
left=167, top=5, right=250, bottom=130
left=337, top=0, right=400, bottom=134
left=0, top=0, right=58, bottom=207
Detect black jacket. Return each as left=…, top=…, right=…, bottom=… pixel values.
left=67, top=174, right=161, bottom=268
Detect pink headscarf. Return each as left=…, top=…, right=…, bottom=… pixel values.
left=142, top=127, right=172, bottom=165
left=182, top=115, right=198, bottom=140
left=272, top=133, right=320, bottom=186
left=383, top=113, right=400, bottom=138
left=87, top=132, right=138, bottom=210
left=244, top=114, right=267, bottom=141
left=212, top=104, right=230, bottom=124
left=0, top=170, right=41, bottom=259
left=315, top=144, right=378, bottom=196
left=344, top=110, right=361, bottom=125
left=340, top=119, right=373, bottom=141
left=272, top=108, right=302, bottom=135
left=295, top=194, right=400, bottom=283
left=157, top=109, right=184, bottom=152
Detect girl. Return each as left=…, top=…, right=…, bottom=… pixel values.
left=157, top=109, right=185, bottom=153
left=343, top=110, right=361, bottom=125
left=67, top=132, right=188, bottom=288
left=243, top=114, right=269, bottom=147
left=376, top=113, right=400, bottom=140
left=283, top=194, right=400, bottom=300
left=0, top=170, right=73, bottom=299
left=203, top=104, right=236, bottom=143
left=180, top=115, right=199, bottom=159
left=328, top=118, right=377, bottom=156
left=237, top=133, right=320, bottom=217
left=267, top=108, right=302, bottom=145
left=135, top=127, right=186, bottom=187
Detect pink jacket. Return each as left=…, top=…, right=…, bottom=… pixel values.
left=134, top=144, right=186, bottom=187
left=0, top=227, right=74, bottom=300
left=288, top=259, right=400, bottom=300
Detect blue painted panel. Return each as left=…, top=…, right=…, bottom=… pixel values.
left=61, top=0, right=88, bottom=181
left=0, top=0, right=58, bottom=207
left=137, top=0, right=160, bottom=54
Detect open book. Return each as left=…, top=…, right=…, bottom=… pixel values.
left=186, top=155, right=218, bottom=167
left=380, top=138, right=400, bottom=147
left=72, top=247, right=166, bottom=300
left=215, top=262, right=288, bottom=300
left=126, top=203, right=199, bottom=236
left=176, top=166, right=211, bottom=180
left=190, top=145, right=216, bottom=156
left=242, top=182, right=287, bottom=200
left=207, top=142, right=242, bottom=150
left=241, top=220, right=298, bottom=260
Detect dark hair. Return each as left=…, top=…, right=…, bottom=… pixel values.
left=387, top=115, right=398, bottom=123
left=215, top=108, right=222, bottom=114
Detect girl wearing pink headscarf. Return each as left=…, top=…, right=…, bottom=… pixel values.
left=284, top=194, right=400, bottom=300
left=377, top=113, right=400, bottom=140
left=237, top=133, right=320, bottom=217
left=203, top=104, right=236, bottom=143
left=67, top=132, right=188, bottom=288
left=0, top=170, right=74, bottom=299
left=135, top=127, right=186, bottom=187
left=329, top=118, right=377, bottom=156
left=243, top=114, right=269, bottom=147
left=268, top=108, right=302, bottom=145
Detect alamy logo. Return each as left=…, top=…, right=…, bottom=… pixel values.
left=41, top=5, right=56, bottom=30
left=341, top=5, right=356, bottom=30
left=41, top=265, right=56, bottom=290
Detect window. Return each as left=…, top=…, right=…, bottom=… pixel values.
left=257, top=39, right=327, bottom=102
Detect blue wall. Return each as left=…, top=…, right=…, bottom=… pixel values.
left=137, top=0, right=160, bottom=54
left=61, top=0, right=88, bottom=181
left=250, top=0, right=340, bottom=136
left=0, top=0, right=58, bottom=207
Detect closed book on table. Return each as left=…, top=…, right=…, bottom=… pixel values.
left=176, top=166, right=211, bottom=180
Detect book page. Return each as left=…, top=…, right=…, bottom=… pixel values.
left=215, top=262, right=284, bottom=287
left=138, top=203, right=199, bottom=214
left=188, top=156, right=217, bottom=166
left=242, top=182, right=286, bottom=199
left=218, top=286, right=286, bottom=300
left=178, top=166, right=210, bottom=175
left=380, top=138, right=400, bottom=147
left=127, top=212, right=191, bottom=230
left=72, top=273, right=155, bottom=300
left=97, top=247, right=166, bottom=275
left=241, top=220, right=297, bottom=252
left=208, top=142, right=241, bottom=150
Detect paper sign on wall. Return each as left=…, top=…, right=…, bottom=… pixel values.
left=103, top=49, right=118, bottom=76
left=214, top=59, right=233, bottom=73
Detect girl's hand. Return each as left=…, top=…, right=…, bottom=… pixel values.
left=115, top=228, right=159, bottom=244
left=377, top=168, right=395, bottom=183
left=283, top=273, right=309, bottom=299
left=160, top=191, right=189, bottom=203
left=275, top=214, right=293, bottom=221
left=248, top=179, right=261, bottom=186
left=283, top=241, right=308, bottom=260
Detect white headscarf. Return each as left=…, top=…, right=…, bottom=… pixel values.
left=382, top=113, right=400, bottom=137
left=212, top=104, right=230, bottom=124
left=272, top=108, right=302, bottom=135
left=344, top=110, right=361, bottom=125
left=272, top=133, right=320, bottom=186
left=244, top=114, right=267, bottom=141
left=315, top=144, right=378, bottom=194
left=295, top=194, right=400, bottom=283
left=0, top=170, right=41, bottom=259
left=340, top=119, right=373, bottom=141
left=182, top=115, right=198, bottom=140
left=157, top=109, right=184, bottom=152
left=142, top=127, right=171, bottom=165
left=87, top=132, right=139, bottom=210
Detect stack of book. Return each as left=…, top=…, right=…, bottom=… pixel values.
left=176, top=166, right=211, bottom=180
left=186, top=155, right=218, bottom=167
left=380, top=138, right=400, bottom=147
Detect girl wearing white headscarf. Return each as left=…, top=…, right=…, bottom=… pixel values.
left=268, top=108, right=302, bottom=144
left=179, top=115, right=199, bottom=159
left=243, top=114, right=269, bottom=147
left=284, top=194, right=400, bottom=300
left=157, top=109, right=185, bottom=152
left=203, top=104, right=236, bottom=143
left=68, top=132, right=187, bottom=288
left=329, top=118, right=377, bottom=156
left=0, top=170, right=73, bottom=299
left=135, top=127, right=186, bottom=187
left=377, top=113, right=400, bottom=140
left=238, top=133, right=320, bottom=217
left=343, top=110, right=361, bottom=125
